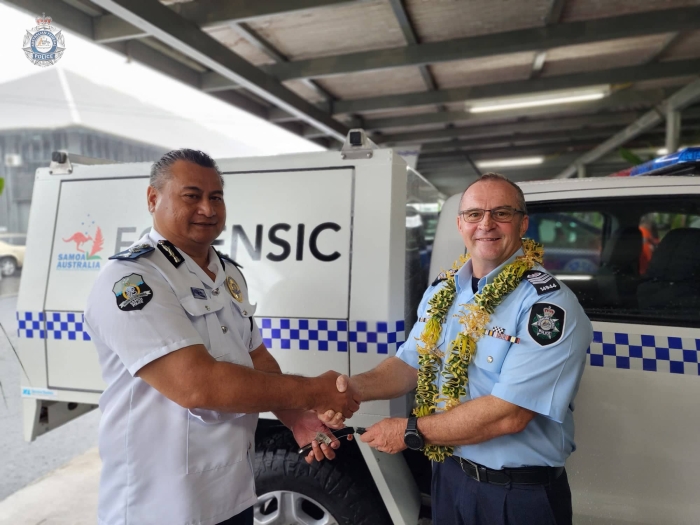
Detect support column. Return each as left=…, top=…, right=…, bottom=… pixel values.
left=577, top=163, right=587, bottom=178
left=666, top=110, right=681, bottom=154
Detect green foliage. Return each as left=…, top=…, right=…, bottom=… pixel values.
left=0, top=178, right=4, bottom=195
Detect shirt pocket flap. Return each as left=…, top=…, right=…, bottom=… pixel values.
left=179, top=294, right=224, bottom=318
left=474, top=338, right=510, bottom=372
left=229, top=297, right=257, bottom=318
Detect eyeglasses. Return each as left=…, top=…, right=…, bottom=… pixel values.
left=458, top=206, right=525, bottom=223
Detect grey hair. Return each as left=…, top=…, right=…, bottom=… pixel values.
left=150, top=148, right=224, bottom=190
left=460, top=172, right=528, bottom=214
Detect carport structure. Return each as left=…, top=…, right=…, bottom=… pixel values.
left=6, top=0, right=700, bottom=194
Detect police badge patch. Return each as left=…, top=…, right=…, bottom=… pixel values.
left=527, top=303, right=565, bottom=346
left=22, top=14, right=66, bottom=67
left=113, top=274, right=153, bottom=311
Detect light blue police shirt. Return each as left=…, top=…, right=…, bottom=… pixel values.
left=396, top=247, right=593, bottom=469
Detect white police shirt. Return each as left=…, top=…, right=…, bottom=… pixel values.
left=85, top=229, right=262, bottom=525
left=396, top=247, right=593, bottom=469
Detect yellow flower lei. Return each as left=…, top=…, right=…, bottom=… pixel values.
left=414, top=239, right=544, bottom=462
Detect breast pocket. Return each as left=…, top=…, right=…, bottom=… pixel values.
left=179, top=295, right=225, bottom=357
left=474, top=336, right=510, bottom=375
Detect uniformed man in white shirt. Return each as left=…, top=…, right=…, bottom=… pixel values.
left=85, top=149, right=359, bottom=525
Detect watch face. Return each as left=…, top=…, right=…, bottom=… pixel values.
left=404, top=432, right=423, bottom=450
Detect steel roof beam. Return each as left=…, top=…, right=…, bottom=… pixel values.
left=364, top=88, right=668, bottom=130
left=90, top=0, right=347, bottom=141
left=544, top=0, right=567, bottom=25
left=387, top=0, right=436, bottom=92
left=378, top=112, right=640, bottom=145
left=1, top=0, right=94, bottom=38
left=333, top=59, right=700, bottom=114
left=556, top=78, right=700, bottom=178
left=230, top=22, right=334, bottom=103
left=418, top=128, right=627, bottom=153
left=267, top=6, right=700, bottom=81
left=93, top=0, right=362, bottom=43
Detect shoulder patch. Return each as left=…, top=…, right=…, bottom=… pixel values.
left=431, top=268, right=456, bottom=287
left=109, top=243, right=154, bottom=261
left=528, top=303, right=565, bottom=346
left=522, top=270, right=560, bottom=295
left=113, top=273, right=153, bottom=311
left=157, top=240, right=184, bottom=268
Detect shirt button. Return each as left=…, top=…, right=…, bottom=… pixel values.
left=243, top=310, right=248, bottom=316
left=205, top=305, right=211, bottom=311
left=221, top=326, right=228, bottom=333
left=212, top=288, right=220, bottom=296
left=487, top=356, right=493, bottom=363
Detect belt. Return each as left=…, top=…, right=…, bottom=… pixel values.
left=452, top=456, right=564, bottom=486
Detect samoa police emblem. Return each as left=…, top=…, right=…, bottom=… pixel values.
left=22, top=13, right=66, bottom=67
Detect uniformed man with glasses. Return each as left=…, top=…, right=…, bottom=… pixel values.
left=322, top=172, right=593, bottom=525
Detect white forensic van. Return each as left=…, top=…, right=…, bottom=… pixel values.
left=16, top=134, right=700, bottom=524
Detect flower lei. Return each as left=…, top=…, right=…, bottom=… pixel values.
left=413, top=239, right=544, bottom=462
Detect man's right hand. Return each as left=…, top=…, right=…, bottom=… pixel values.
left=317, top=374, right=359, bottom=429
left=310, top=371, right=360, bottom=419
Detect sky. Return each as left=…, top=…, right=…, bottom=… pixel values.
left=0, top=2, right=325, bottom=157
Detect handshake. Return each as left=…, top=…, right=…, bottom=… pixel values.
left=306, top=371, right=359, bottom=427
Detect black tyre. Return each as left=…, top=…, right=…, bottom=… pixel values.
left=254, top=431, right=392, bottom=525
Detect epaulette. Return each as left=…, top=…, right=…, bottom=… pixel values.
left=522, top=270, right=561, bottom=295
left=109, top=243, right=155, bottom=261
left=214, top=249, right=247, bottom=286
left=431, top=268, right=457, bottom=287
left=155, top=240, right=184, bottom=268
left=214, top=249, right=243, bottom=270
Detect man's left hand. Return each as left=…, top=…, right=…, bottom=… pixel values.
left=292, top=411, right=346, bottom=464
left=360, top=418, right=407, bottom=454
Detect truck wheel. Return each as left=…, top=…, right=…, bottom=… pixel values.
left=0, top=257, right=16, bottom=276
left=254, top=437, right=392, bottom=525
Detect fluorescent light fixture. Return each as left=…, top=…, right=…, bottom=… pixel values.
left=477, top=156, right=544, bottom=168
left=555, top=274, right=593, bottom=281
left=656, top=148, right=668, bottom=156
left=468, top=87, right=609, bottom=113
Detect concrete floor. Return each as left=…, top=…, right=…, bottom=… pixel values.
left=0, top=447, right=99, bottom=525
left=0, top=287, right=101, bottom=503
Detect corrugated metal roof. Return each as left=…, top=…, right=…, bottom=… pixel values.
left=562, top=0, right=700, bottom=22
left=15, top=0, right=700, bottom=190
left=406, top=0, right=551, bottom=42
left=245, top=1, right=406, bottom=60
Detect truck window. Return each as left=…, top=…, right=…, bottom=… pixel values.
left=528, top=196, right=700, bottom=328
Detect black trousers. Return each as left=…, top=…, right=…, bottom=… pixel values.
left=432, top=458, right=572, bottom=525
left=216, top=506, right=253, bottom=525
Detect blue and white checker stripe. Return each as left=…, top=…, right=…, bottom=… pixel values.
left=15, top=311, right=700, bottom=375
left=260, top=318, right=348, bottom=352
left=588, top=331, right=700, bottom=375
left=16, top=311, right=45, bottom=339
left=350, top=320, right=405, bottom=355
left=44, top=312, right=92, bottom=341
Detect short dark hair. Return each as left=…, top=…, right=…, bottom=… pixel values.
left=150, top=148, right=223, bottom=190
left=460, top=172, right=527, bottom=214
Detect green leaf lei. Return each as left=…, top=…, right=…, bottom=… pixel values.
left=413, top=239, right=544, bottom=462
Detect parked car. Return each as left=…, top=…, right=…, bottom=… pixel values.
left=0, top=234, right=26, bottom=276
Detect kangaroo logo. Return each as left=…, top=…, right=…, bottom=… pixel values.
left=57, top=214, right=105, bottom=270
left=63, top=232, right=92, bottom=252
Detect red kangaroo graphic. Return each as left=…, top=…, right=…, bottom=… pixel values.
left=63, top=232, right=93, bottom=253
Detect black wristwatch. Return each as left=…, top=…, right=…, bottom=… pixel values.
left=404, top=416, right=424, bottom=450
